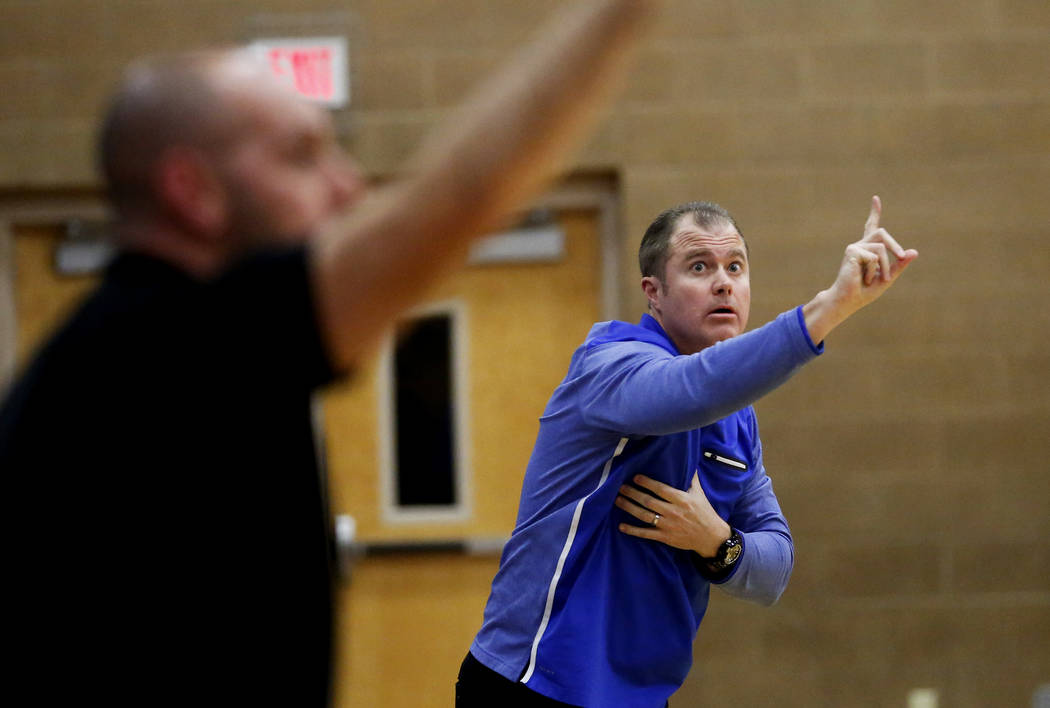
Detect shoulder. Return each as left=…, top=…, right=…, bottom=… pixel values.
left=583, top=318, right=676, bottom=353
left=580, top=320, right=675, bottom=364
left=215, top=246, right=310, bottom=287
left=576, top=337, right=673, bottom=384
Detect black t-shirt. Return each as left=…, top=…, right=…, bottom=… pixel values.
left=2, top=248, right=338, bottom=704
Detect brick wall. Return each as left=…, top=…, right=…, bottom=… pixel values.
left=1, top=1, right=1047, bottom=705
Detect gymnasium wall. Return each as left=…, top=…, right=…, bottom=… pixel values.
left=1, top=1, right=1048, bottom=706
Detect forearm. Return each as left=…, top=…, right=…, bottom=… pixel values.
left=712, top=528, right=793, bottom=606
left=802, top=288, right=852, bottom=347
left=314, top=0, right=660, bottom=369
left=618, top=468, right=791, bottom=603
left=708, top=460, right=793, bottom=606
left=406, top=0, right=656, bottom=223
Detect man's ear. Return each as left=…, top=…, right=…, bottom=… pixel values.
left=641, top=275, right=661, bottom=312
left=153, top=146, right=227, bottom=239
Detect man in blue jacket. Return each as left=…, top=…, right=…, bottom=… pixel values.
left=458, top=199, right=918, bottom=707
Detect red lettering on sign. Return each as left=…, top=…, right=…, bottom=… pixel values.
left=265, top=47, right=335, bottom=101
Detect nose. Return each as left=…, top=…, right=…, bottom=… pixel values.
left=712, top=266, right=733, bottom=295
left=327, top=150, right=366, bottom=211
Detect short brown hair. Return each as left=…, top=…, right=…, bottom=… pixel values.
left=638, top=201, right=744, bottom=281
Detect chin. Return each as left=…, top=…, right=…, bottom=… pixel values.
left=700, top=328, right=740, bottom=350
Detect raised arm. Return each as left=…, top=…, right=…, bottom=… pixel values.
left=580, top=308, right=820, bottom=436
left=313, top=0, right=662, bottom=369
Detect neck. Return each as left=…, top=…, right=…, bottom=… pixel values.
left=646, top=308, right=692, bottom=355
left=116, top=218, right=230, bottom=280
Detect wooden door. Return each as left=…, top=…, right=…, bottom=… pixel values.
left=327, top=207, right=605, bottom=707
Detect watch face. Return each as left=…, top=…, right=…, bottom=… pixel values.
left=724, top=542, right=742, bottom=564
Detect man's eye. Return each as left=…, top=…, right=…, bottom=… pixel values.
left=287, top=138, right=324, bottom=166
left=728, top=263, right=742, bottom=273
left=691, top=262, right=705, bottom=272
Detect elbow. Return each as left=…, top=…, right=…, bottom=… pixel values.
left=758, top=577, right=790, bottom=607
left=760, top=544, right=794, bottom=607
left=750, top=573, right=791, bottom=608
left=744, top=537, right=794, bottom=607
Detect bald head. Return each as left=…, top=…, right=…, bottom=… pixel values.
left=97, top=50, right=263, bottom=215
left=95, top=49, right=362, bottom=272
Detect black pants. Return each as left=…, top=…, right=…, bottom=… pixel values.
left=455, top=652, right=580, bottom=707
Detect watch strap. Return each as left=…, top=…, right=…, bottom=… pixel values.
left=700, top=529, right=743, bottom=573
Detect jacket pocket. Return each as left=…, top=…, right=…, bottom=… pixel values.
left=702, top=449, right=748, bottom=471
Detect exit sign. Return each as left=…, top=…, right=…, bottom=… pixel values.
left=249, top=37, right=349, bottom=108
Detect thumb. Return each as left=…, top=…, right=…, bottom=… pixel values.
left=690, top=472, right=710, bottom=502
left=689, top=472, right=719, bottom=516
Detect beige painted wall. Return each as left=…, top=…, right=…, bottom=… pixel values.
left=2, top=1, right=1048, bottom=706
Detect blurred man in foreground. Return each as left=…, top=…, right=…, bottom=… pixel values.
left=0, top=1, right=663, bottom=703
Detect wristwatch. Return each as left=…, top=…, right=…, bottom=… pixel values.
left=701, top=529, right=743, bottom=572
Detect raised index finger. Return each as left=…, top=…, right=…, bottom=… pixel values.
left=864, top=195, right=881, bottom=238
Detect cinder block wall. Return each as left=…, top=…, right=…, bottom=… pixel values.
left=2, top=1, right=1047, bottom=706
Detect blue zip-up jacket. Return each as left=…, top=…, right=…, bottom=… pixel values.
left=470, top=307, right=823, bottom=707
